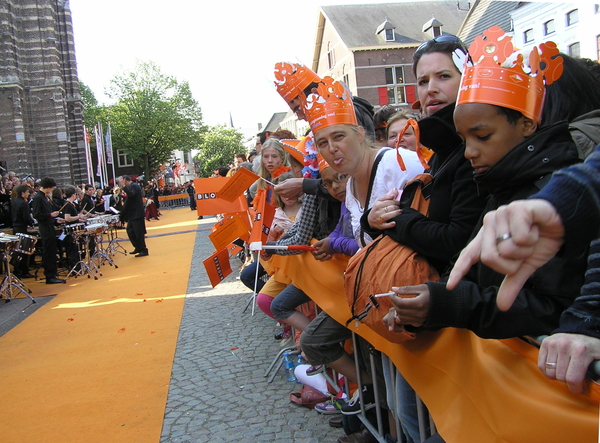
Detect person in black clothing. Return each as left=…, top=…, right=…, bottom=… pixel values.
left=60, top=185, right=86, bottom=270
left=11, top=184, right=35, bottom=278
left=186, top=181, right=196, bottom=210
left=80, top=184, right=96, bottom=215
left=31, top=177, right=65, bottom=284
left=119, top=176, right=148, bottom=257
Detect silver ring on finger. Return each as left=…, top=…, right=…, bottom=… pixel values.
left=385, top=206, right=389, bottom=213
left=496, top=232, right=512, bottom=244
left=545, top=362, right=557, bottom=369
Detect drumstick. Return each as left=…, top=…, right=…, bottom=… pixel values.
left=57, top=201, right=69, bottom=213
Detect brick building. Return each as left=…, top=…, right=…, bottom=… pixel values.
left=0, top=0, right=86, bottom=185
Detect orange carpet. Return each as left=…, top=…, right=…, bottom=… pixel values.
left=0, top=209, right=199, bottom=443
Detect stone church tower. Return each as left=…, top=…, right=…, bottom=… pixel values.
left=0, top=0, right=86, bottom=185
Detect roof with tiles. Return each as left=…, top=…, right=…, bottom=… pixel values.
left=320, top=1, right=470, bottom=48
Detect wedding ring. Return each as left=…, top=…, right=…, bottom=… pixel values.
left=384, top=206, right=389, bottom=213
left=545, top=362, right=557, bottom=369
left=496, top=233, right=512, bottom=244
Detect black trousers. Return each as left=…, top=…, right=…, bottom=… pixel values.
left=126, top=218, right=147, bottom=253
left=40, top=232, right=58, bottom=278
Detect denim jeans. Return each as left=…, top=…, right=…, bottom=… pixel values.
left=270, top=284, right=310, bottom=321
left=239, top=260, right=266, bottom=293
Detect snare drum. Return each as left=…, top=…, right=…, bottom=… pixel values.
left=86, top=223, right=107, bottom=234
left=0, top=233, right=20, bottom=254
left=64, top=223, right=86, bottom=235
left=15, top=233, right=37, bottom=254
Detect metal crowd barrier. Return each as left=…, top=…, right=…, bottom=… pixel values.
left=157, top=194, right=190, bottom=209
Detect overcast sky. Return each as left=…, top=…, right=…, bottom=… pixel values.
left=69, top=0, right=404, bottom=141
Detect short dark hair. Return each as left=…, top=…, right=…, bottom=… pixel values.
left=64, top=185, right=77, bottom=198
left=14, top=184, right=30, bottom=197
left=84, top=184, right=94, bottom=191
left=493, top=105, right=524, bottom=126
left=122, top=175, right=131, bottom=182
left=39, top=177, right=56, bottom=189
left=235, top=153, right=247, bottom=161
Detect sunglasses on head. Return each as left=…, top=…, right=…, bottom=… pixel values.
left=414, top=34, right=468, bottom=56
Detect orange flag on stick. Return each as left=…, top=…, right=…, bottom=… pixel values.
left=218, top=167, right=259, bottom=202
left=248, top=188, right=275, bottom=244
left=208, top=214, right=250, bottom=252
left=194, top=178, right=248, bottom=217
left=202, top=249, right=232, bottom=287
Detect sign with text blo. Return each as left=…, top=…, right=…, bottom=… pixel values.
left=194, top=177, right=248, bottom=217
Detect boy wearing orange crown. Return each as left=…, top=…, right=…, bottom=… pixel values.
left=386, top=27, right=586, bottom=342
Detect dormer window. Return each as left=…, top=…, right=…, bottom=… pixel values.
left=385, top=28, right=394, bottom=42
left=376, top=18, right=396, bottom=43
left=422, top=17, right=444, bottom=39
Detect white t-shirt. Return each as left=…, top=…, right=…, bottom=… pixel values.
left=345, top=148, right=424, bottom=248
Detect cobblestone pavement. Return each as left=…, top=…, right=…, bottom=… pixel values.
left=160, top=217, right=344, bottom=443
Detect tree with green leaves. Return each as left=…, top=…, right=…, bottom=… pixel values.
left=106, top=61, right=205, bottom=178
left=195, top=125, right=245, bottom=177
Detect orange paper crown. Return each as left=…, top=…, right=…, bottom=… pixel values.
left=274, top=62, right=321, bottom=104
left=457, top=26, right=563, bottom=123
left=299, top=76, right=357, bottom=134
left=280, top=139, right=305, bottom=165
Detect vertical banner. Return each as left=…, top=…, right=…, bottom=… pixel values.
left=105, top=123, right=117, bottom=186
left=94, top=123, right=105, bottom=187
left=248, top=188, right=275, bottom=244
left=83, top=125, right=94, bottom=185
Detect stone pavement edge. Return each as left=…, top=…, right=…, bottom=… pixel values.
left=160, top=216, right=345, bottom=443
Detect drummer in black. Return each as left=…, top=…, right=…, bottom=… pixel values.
left=31, top=177, right=65, bottom=284
left=60, top=185, right=87, bottom=270
left=11, top=184, right=34, bottom=278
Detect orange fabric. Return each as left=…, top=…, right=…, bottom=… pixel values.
left=268, top=250, right=599, bottom=442
left=396, top=118, right=433, bottom=169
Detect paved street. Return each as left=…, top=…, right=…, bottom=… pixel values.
left=160, top=216, right=343, bottom=442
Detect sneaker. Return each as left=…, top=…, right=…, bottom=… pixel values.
left=341, top=384, right=375, bottom=415
left=315, top=398, right=344, bottom=415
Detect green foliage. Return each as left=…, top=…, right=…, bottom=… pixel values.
left=195, top=125, right=245, bottom=177
left=80, top=81, right=106, bottom=129
left=105, top=61, right=206, bottom=177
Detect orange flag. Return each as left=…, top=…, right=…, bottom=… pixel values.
left=218, top=167, right=259, bottom=202
left=208, top=214, right=250, bottom=252
left=194, top=178, right=248, bottom=217
left=248, top=188, right=275, bottom=244
left=202, top=249, right=232, bottom=287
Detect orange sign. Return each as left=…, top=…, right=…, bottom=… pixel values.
left=248, top=189, right=275, bottom=244
left=194, top=178, right=248, bottom=217
left=208, top=214, right=250, bottom=252
left=218, top=167, right=259, bottom=202
left=202, top=249, right=232, bottom=287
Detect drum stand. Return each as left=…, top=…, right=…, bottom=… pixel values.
left=91, top=229, right=118, bottom=269
left=106, top=223, right=127, bottom=256
left=0, top=252, right=35, bottom=303
left=67, top=232, right=100, bottom=280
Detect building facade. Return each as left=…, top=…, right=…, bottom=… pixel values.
left=0, top=0, right=86, bottom=185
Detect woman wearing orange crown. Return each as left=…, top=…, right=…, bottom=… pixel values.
left=296, top=75, right=424, bottom=419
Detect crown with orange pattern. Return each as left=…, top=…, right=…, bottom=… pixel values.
left=298, top=76, right=357, bottom=134
left=457, top=26, right=563, bottom=123
left=274, top=62, right=321, bottom=104
left=280, top=136, right=328, bottom=178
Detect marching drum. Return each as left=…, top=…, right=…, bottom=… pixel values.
left=64, top=223, right=86, bottom=235
left=15, top=233, right=37, bottom=255
left=86, top=223, right=107, bottom=235
left=0, top=233, right=20, bottom=254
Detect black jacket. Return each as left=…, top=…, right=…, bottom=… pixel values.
left=361, top=104, right=489, bottom=275
left=31, top=190, right=56, bottom=237
left=425, top=121, right=584, bottom=339
left=121, top=182, right=145, bottom=222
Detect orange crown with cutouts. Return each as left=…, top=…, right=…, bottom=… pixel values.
left=274, top=62, right=321, bottom=104
left=298, top=76, right=357, bottom=134
left=457, top=26, right=563, bottom=123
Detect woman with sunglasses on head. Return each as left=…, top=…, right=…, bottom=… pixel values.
left=358, top=35, right=489, bottom=443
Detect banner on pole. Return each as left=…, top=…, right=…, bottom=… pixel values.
left=202, top=249, right=232, bottom=287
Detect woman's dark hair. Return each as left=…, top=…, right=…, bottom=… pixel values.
left=412, top=34, right=468, bottom=76
left=541, top=54, right=600, bottom=126
left=14, top=184, right=30, bottom=198
left=39, top=177, right=56, bottom=188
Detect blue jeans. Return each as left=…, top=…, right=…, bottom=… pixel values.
left=381, top=354, right=422, bottom=443
left=239, top=260, right=266, bottom=293
left=270, top=284, right=310, bottom=321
